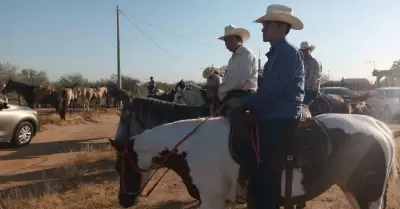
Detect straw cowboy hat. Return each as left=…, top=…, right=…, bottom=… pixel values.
left=254, top=4, right=303, bottom=30
left=203, top=68, right=215, bottom=79
left=300, top=41, right=316, bottom=51
left=217, top=25, right=250, bottom=42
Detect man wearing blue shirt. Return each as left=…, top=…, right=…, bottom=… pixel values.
left=227, top=4, right=305, bottom=209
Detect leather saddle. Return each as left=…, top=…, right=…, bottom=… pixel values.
left=228, top=108, right=330, bottom=168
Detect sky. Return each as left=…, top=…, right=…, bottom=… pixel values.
left=0, top=0, right=399, bottom=83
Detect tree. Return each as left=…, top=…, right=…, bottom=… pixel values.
left=0, top=62, right=18, bottom=82
left=18, top=68, right=49, bottom=85
left=320, top=73, right=329, bottom=84
left=56, top=73, right=88, bottom=90
left=390, top=59, right=400, bottom=71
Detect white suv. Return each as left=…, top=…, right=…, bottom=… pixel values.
left=365, top=87, right=400, bottom=122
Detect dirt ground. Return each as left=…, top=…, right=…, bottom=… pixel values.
left=0, top=111, right=399, bottom=209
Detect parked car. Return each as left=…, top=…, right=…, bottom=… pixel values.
left=0, top=99, right=39, bottom=147
left=365, top=87, right=400, bottom=121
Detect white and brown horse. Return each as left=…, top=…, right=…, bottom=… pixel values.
left=111, top=102, right=398, bottom=209
left=81, top=86, right=107, bottom=110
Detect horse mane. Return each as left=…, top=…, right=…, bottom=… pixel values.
left=128, top=97, right=209, bottom=126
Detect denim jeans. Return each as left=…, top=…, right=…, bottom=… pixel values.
left=246, top=118, right=298, bottom=209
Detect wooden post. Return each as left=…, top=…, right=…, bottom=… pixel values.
left=116, top=5, right=122, bottom=91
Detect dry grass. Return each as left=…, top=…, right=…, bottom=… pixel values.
left=38, top=109, right=120, bottom=131
left=0, top=144, right=118, bottom=209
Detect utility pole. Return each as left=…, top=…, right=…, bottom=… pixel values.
left=116, top=5, right=122, bottom=90
left=364, top=60, right=376, bottom=70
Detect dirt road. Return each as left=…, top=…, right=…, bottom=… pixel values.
left=0, top=115, right=399, bottom=209
left=0, top=114, right=119, bottom=190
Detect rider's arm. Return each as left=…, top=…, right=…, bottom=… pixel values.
left=218, top=52, right=255, bottom=95
left=241, top=51, right=303, bottom=108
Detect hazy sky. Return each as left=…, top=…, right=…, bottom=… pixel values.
left=1, top=0, right=399, bottom=83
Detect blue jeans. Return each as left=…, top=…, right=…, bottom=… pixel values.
left=246, top=118, right=298, bottom=209
left=303, top=89, right=319, bottom=106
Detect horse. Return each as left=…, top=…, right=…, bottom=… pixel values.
left=146, top=80, right=188, bottom=102
left=110, top=108, right=398, bottom=209
left=1, top=79, right=47, bottom=108
left=173, top=88, right=207, bottom=106
left=92, top=86, right=108, bottom=108
left=62, top=83, right=81, bottom=113
left=81, top=87, right=99, bottom=110
left=106, top=87, right=131, bottom=109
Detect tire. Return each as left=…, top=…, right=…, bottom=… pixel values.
left=11, top=121, right=34, bottom=147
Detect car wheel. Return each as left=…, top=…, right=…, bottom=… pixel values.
left=12, top=121, right=34, bottom=147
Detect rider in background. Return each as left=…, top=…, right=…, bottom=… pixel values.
left=214, top=25, right=258, bottom=107
left=300, top=41, right=322, bottom=106
left=203, top=67, right=222, bottom=86
left=147, top=76, right=156, bottom=95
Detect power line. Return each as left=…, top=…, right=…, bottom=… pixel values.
left=123, top=12, right=213, bottom=47
left=119, top=10, right=179, bottom=61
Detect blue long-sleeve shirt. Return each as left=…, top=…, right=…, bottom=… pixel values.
left=241, top=39, right=305, bottom=120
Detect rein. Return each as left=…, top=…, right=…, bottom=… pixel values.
left=119, top=102, right=227, bottom=198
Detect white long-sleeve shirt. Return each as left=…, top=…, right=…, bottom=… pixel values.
left=218, top=45, right=258, bottom=100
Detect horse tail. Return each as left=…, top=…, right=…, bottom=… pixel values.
left=375, top=119, right=399, bottom=183
left=60, top=89, right=68, bottom=120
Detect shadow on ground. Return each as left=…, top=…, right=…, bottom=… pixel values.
left=0, top=158, right=116, bottom=201
left=0, top=137, right=112, bottom=160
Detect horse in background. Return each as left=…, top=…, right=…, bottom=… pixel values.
left=1, top=79, right=67, bottom=119
left=106, top=87, right=131, bottom=109
left=309, top=93, right=373, bottom=116
left=173, top=88, right=207, bottom=106
left=62, top=83, right=81, bottom=113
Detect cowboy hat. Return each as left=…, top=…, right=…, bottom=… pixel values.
left=203, top=68, right=215, bottom=79
left=300, top=41, right=316, bottom=51
left=217, top=25, right=250, bottom=42
left=254, top=4, right=303, bottom=30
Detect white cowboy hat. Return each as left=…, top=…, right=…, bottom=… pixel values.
left=254, top=4, right=303, bottom=30
left=217, top=25, right=250, bottom=42
left=300, top=41, right=316, bottom=51
left=203, top=68, right=215, bottom=79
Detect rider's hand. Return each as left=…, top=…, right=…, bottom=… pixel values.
left=227, top=98, right=243, bottom=108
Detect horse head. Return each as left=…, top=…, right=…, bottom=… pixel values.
left=108, top=138, right=145, bottom=208
left=173, top=88, right=186, bottom=104
left=1, top=79, right=14, bottom=94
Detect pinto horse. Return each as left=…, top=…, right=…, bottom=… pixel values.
left=110, top=110, right=398, bottom=209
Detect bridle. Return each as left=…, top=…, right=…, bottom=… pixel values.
left=115, top=102, right=228, bottom=197
left=117, top=109, right=150, bottom=195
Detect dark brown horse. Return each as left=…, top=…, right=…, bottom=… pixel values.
left=309, top=93, right=373, bottom=116
left=1, top=79, right=67, bottom=120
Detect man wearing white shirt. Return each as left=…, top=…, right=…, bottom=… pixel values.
left=215, top=25, right=259, bottom=106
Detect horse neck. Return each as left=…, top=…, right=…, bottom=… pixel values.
left=135, top=118, right=203, bottom=154
left=13, top=84, right=34, bottom=96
